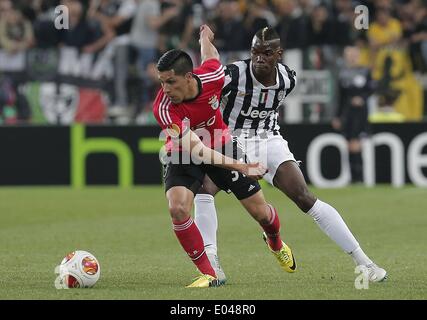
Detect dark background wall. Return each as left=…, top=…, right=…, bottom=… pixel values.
left=0, top=123, right=426, bottom=186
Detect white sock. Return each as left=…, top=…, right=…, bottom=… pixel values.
left=307, top=199, right=362, bottom=256
left=350, top=247, right=373, bottom=266
left=194, top=194, right=218, bottom=255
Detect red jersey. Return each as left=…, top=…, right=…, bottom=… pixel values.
left=153, top=58, right=231, bottom=152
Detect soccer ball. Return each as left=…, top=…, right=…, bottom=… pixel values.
left=59, top=250, right=100, bottom=288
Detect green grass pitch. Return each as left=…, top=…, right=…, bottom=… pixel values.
left=0, top=185, right=426, bottom=300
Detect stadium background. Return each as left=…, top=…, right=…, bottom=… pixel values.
left=0, top=0, right=426, bottom=300
left=0, top=0, right=426, bottom=187
left=1, top=0, right=426, bottom=126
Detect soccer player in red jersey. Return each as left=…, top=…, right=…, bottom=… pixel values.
left=152, top=25, right=296, bottom=288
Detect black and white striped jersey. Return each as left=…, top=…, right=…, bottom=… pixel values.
left=221, top=59, right=296, bottom=136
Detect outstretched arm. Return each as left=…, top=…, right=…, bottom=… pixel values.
left=199, top=24, right=220, bottom=63
left=179, top=130, right=267, bottom=180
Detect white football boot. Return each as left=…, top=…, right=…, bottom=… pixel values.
left=206, top=252, right=227, bottom=285
left=366, top=263, right=388, bottom=282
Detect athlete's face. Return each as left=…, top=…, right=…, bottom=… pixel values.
left=251, top=38, right=283, bottom=77
left=158, top=69, right=193, bottom=104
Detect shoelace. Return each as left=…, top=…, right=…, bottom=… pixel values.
left=367, top=264, right=378, bottom=279
left=192, top=275, right=208, bottom=281
left=192, top=274, right=218, bottom=282
left=277, top=249, right=291, bottom=264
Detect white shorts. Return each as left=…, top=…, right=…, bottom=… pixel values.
left=237, top=134, right=297, bottom=185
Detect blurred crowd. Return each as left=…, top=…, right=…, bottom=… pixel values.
left=0, top=0, right=426, bottom=124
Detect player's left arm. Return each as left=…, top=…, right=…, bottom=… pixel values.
left=283, top=64, right=297, bottom=96
left=222, top=65, right=233, bottom=96
left=199, top=24, right=220, bottom=63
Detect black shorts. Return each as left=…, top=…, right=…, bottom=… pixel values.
left=163, top=138, right=261, bottom=200
left=343, top=107, right=369, bottom=140
left=203, top=138, right=261, bottom=200
left=163, top=162, right=205, bottom=195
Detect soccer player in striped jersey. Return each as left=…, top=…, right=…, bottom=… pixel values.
left=194, top=27, right=387, bottom=283
left=153, top=25, right=296, bottom=288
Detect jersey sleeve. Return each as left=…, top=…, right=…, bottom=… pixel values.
left=222, top=65, right=232, bottom=95
left=194, top=58, right=225, bottom=89
left=152, top=90, right=189, bottom=138
left=221, top=63, right=240, bottom=99
left=284, top=64, right=297, bottom=96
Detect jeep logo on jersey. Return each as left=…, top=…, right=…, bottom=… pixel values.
left=240, top=106, right=274, bottom=119
left=208, top=95, right=219, bottom=110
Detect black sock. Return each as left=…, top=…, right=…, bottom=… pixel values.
left=349, top=152, right=363, bottom=183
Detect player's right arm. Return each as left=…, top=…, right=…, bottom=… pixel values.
left=199, top=24, right=220, bottom=63
left=182, top=130, right=267, bottom=180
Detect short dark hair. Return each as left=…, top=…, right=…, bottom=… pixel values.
left=157, top=49, right=193, bottom=75
left=254, top=27, right=280, bottom=42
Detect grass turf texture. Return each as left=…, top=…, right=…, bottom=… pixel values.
left=0, top=186, right=426, bottom=300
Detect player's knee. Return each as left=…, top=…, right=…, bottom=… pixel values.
left=248, top=203, right=270, bottom=224
left=349, top=139, right=361, bottom=152
left=168, top=203, right=190, bottom=221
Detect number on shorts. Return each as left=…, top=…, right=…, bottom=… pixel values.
left=231, top=171, right=239, bottom=182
